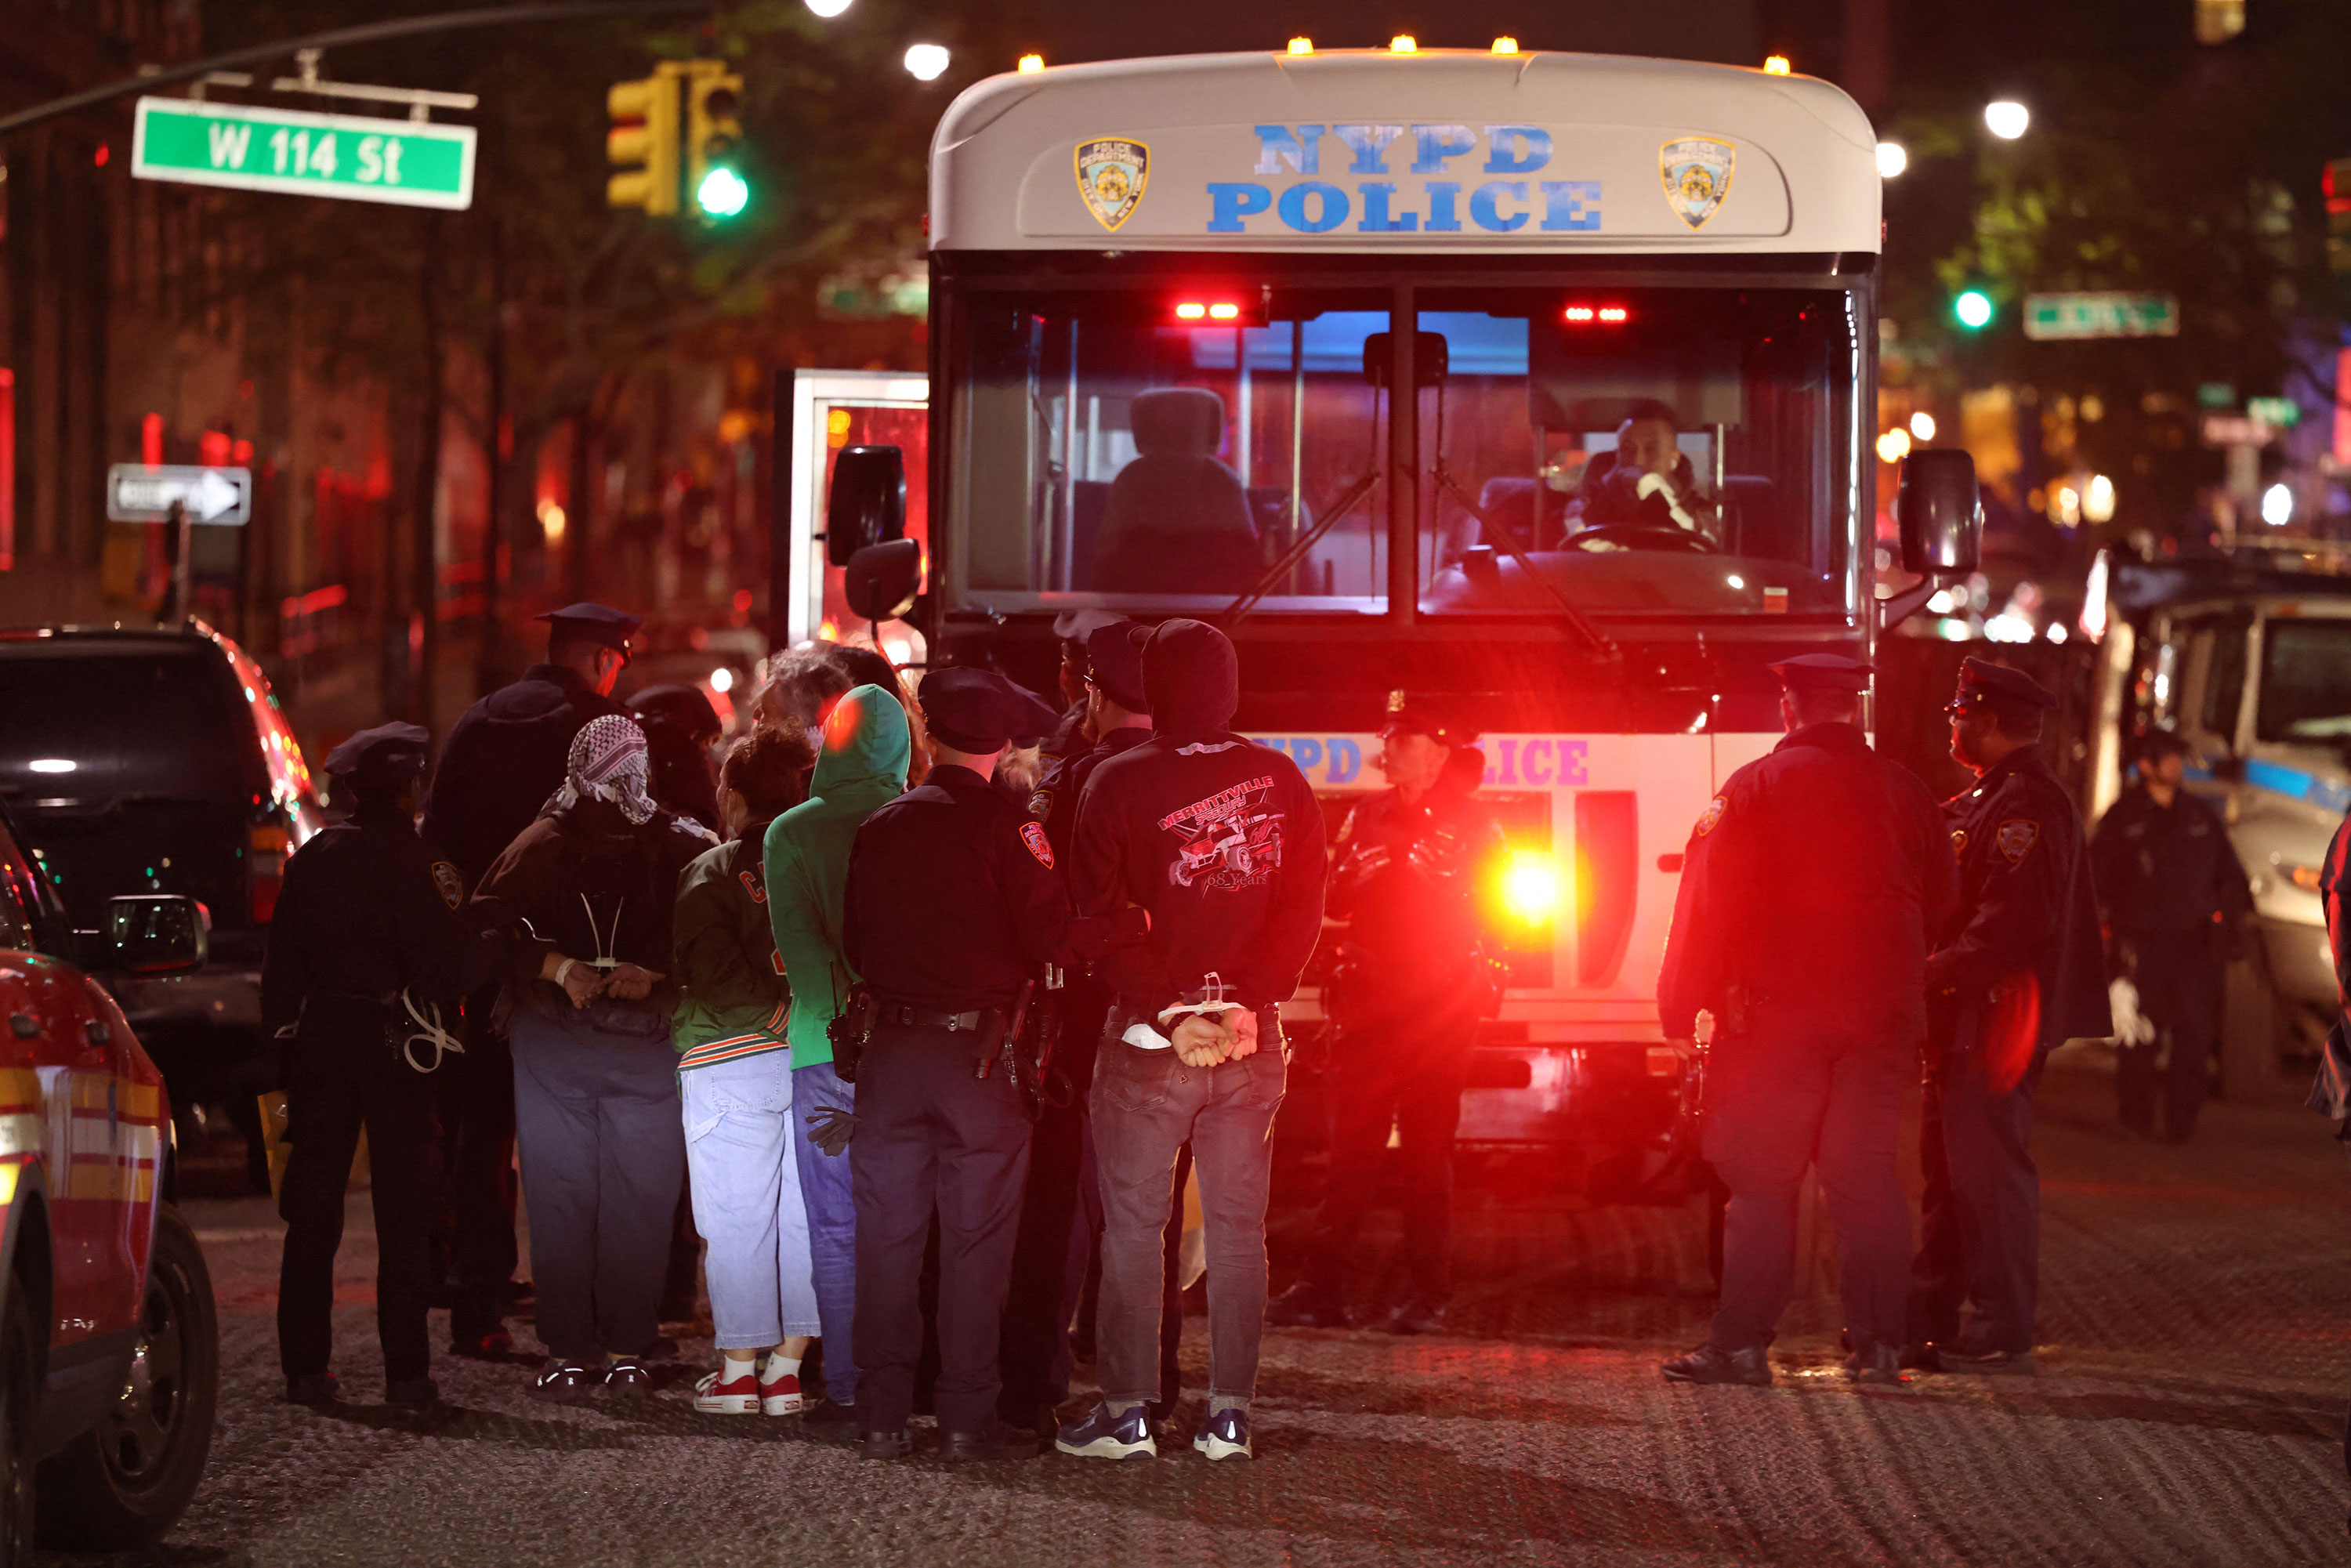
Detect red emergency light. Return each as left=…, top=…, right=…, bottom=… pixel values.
left=1174, top=300, right=1244, bottom=322
left=1563, top=304, right=1631, bottom=324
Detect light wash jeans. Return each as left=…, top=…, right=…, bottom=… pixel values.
left=681, top=1051, right=820, bottom=1348
left=792, top=1059, right=859, bottom=1406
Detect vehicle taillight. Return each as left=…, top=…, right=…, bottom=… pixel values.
left=249, top=824, right=289, bottom=922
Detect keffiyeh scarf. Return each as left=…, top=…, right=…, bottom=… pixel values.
left=544, top=713, right=659, bottom=825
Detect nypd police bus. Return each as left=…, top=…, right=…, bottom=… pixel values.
left=799, top=45, right=1977, bottom=1182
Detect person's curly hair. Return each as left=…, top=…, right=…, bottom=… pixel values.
left=719, top=723, right=817, bottom=821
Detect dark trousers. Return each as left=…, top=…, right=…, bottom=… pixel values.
left=1702, top=1030, right=1913, bottom=1355
left=509, top=1006, right=686, bottom=1362
left=998, top=1092, right=1089, bottom=1419
left=440, top=988, right=518, bottom=1342
left=1304, top=1005, right=1476, bottom=1305
left=1911, top=1036, right=2045, bottom=1353
left=850, top=1024, right=1033, bottom=1434
left=277, top=1015, right=440, bottom=1384
left=2118, top=932, right=2220, bottom=1139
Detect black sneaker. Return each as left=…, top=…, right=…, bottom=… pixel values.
left=386, top=1377, right=440, bottom=1409
left=940, top=1421, right=1041, bottom=1462
left=1055, top=1400, right=1157, bottom=1460
left=1265, top=1281, right=1347, bottom=1329
left=1661, top=1344, right=1773, bottom=1386
left=284, top=1372, right=341, bottom=1407
left=1192, top=1406, right=1252, bottom=1461
left=859, top=1429, right=911, bottom=1461
left=449, top=1328, right=513, bottom=1360
left=531, top=1360, right=603, bottom=1402
left=1842, top=1346, right=1906, bottom=1386
left=603, top=1357, right=655, bottom=1397
left=802, top=1397, right=860, bottom=1445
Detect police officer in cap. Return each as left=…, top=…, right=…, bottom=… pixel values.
left=1000, top=621, right=1151, bottom=1434
left=264, top=724, right=495, bottom=1408
left=421, top=602, right=640, bottom=1356
left=842, top=668, right=1078, bottom=1461
left=1270, top=692, right=1504, bottom=1334
left=1654, top=655, right=1957, bottom=1386
left=1911, top=657, right=2109, bottom=1374
left=2089, top=728, right=2251, bottom=1143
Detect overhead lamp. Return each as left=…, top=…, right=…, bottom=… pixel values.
left=1762, top=54, right=1791, bottom=74
left=1984, top=100, right=2030, bottom=139
left=2263, top=482, right=2293, bottom=527
left=1875, top=141, right=1907, bottom=178
left=804, top=0, right=851, bottom=16
left=904, top=43, right=950, bottom=81
left=1389, top=34, right=1418, bottom=53
left=1287, top=36, right=1313, bottom=55
left=1909, top=411, right=1936, bottom=440
left=1875, top=428, right=1912, bottom=463
left=1016, top=53, right=1044, bottom=72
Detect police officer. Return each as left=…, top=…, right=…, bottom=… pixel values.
left=1651, top=656, right=1957, bottom=1386
left=1270, top=693, right=1503, bottom=1335
left=420, top=602, right=639, bottom=1357
left=1910, top=657, right=2110, bottom=1374
left=999, top=621, right=1150, bottom=1436
left=841, top=668, right=1075, bottom=1461
left=263, top=724, right=492, bottom=1408
left=2089, top=729, right=2251, bottom=1143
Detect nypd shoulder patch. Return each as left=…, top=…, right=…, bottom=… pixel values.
left=1995, top=819, right=2038, bottom=864
left=430, top=861, right=464, bottom=911
left=1020, top=820, right=1056, bottom=870
left=1694, top=796, right=1726, bottom=838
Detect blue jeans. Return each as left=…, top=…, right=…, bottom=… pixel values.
left=793, top=1060, right=859, bottom=1405
left=681, top=1052, right=819, bottom=1348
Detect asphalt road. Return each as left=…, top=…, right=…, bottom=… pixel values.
left=51, top=1066, right=2351, bottom=1567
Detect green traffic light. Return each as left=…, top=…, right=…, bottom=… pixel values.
left=1954, top=288, right=1994, bottom=330
left=696, top=165, right=749, bottom=218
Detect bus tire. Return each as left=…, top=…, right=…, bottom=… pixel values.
left=37, top=1205, right=217, bottom=1552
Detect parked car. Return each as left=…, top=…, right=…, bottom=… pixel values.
left=0, top=802, right=219, bottom=1559
left=0, top=623, right=322, bottom=1189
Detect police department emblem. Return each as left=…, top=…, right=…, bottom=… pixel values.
left=1995, top=819, right=2038, bottom=864
left=1021, top=820, right=1056, bottom=869
left=1694, top=797, right=1726, bottom=838
left=430, top=861, right=464, bottom=911
left=1074, top=138, right=1149, bottom=233
left=1659, top=137, right=1735, bottom=230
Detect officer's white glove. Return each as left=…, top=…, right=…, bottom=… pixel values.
left=2110, top=977, right=2157, bottom=1047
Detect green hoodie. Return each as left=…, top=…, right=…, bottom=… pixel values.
left=763, top=683, right=911, bottom=1066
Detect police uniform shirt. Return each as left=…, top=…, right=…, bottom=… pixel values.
left=843, top=763, right=1074, bottom=1012
left=1328, top=783, right=1504, bottom=987
left=1658, top=720, right=1957, bottom=1043
left=2090, top=783, right=2251, bottom=940
left=1930, top=743, right=2111, bottom=1046
left=260, top=813, right=480, bottom=1036
left=1028, top=727, right=1150, bottom=860
left=420, top=664, right=626, bottom=885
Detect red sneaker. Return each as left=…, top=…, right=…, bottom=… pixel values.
left=759, top=1364, right=806, bottom=1416
left=693, top=1368, right=760, bottom=1414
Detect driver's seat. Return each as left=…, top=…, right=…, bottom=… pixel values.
left=1095, top=388, right=1261, bottom=592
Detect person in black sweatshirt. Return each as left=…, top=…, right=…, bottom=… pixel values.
left=1054, top=618, right=1326, bottom=1465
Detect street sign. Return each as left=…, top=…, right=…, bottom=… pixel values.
left=106, top=465, right=252, bottom=526
left=2246, top=396, right=2301, bottom=429
left=2200, top=415, right=2280, bottom=449
left=131, top=97, right=475, bottom=210
left=2022, top=292, right=2180, bottom=341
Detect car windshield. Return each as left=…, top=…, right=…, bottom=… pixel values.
left=2258, top=619, right=2351, bottom=741
left=943, top=281, right=1858, bottom=619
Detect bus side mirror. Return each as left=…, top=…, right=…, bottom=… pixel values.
left=844, top=539, right=922, bottom=623
left=1896, top=448, right=1981, bottom=576
left=106, top=894, right=208, bottom=976
left=825, top=445, right=907, bottom=569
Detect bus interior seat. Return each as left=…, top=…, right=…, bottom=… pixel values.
left=1094, top=386, right=1261, bottom=592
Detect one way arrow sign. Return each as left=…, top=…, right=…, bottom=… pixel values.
left=106, top=464, right=252, bottom=526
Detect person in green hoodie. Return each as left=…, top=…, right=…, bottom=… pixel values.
left=763, top=680, right=911, bottom=1442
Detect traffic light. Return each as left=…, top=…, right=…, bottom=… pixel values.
left=1954, top=288, right=1995, bottom=330
left=685, top=62, right=748, bottom=219
left=607, top=63, right=684, bottom=215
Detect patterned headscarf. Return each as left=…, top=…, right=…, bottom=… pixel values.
left=545, top=714, right=658, bottom=825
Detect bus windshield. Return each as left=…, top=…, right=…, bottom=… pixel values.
left=942, top=281, right=1860, bottom=621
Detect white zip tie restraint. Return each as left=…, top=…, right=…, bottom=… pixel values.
left=399, top=990, right=465, bottom=1074
left=581, top=893, right=624, bottom=971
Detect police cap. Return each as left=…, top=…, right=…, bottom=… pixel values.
left=1768, top=652, right=1875, bottom=693
left=1950, top=656, right=2057, bottom=717
left=1382, top=690, right=1474, bottom=747
left=627, top=683, right=723, bottom=743
left=918, top=668, right=1062, bottom=754
left=324, top=722, right=430, bottom=790
left=1084, top=621, right=1150, bottom=713
left=534, top=602, right=643, bottom=654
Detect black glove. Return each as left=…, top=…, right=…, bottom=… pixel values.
left=805, top=1106, right=860, bottom=1157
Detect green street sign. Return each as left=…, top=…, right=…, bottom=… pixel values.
left=2247, top=396, right=2302, bottom=428
left=2021, top=291, right=2179, bottom=341
left=132, top=96, right=475, bottom=210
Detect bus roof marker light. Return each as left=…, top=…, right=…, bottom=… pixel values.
left=1287, top=37, right=1313, bottom=55
left=1016, top=53, right=1044, bottom=73
left=1491, top=36, right=1520, bottom=53
left=1389, top=35, right=1418, bottom=54
left=1763, top=55, right=1791, bottom=74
